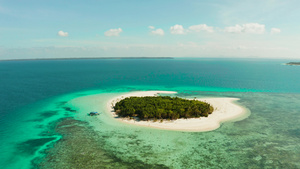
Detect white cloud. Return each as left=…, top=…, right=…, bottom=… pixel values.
left=151, top=28, right=164, bottom=36
left=243, top=23, right=265, bottom=34
left=104, top=28, right=123, bottom=37
left=224, top=23, right=265, bottom=34
left=271, top=28, right=281, bottom=34
left=224, top=24, right=243, bottom=33
left=148, top=26, right=155, bottom=29
left=170, top=24, right=185, bottom=34
left=188, top=24, right=214, bottom=33
left=58, top=30, right=69, bottom=37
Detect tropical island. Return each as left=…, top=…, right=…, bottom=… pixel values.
left=114, top=96, right=214, bottom=120
left=68, top=91, right=249, bottom=132
left=286, top=62, right=300, bottom=66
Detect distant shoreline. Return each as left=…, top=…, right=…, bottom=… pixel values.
left=0, top=57, right=174, bottom=62
left=285, top=62, right=300, bottom=66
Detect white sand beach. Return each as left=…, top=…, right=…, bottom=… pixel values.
left=107, top=91, right=250, bottom=132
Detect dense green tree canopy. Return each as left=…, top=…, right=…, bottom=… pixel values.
left=114, top=96, right=214, bottom=120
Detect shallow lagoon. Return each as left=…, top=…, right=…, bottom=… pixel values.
left=0, top=59, right=300, bottom=168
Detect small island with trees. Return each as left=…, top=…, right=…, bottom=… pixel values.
left=286, top=62, right=300, bottom=66
left=114, top=96, right=214, bottom=121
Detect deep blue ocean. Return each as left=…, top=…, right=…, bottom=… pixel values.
left=0, top=58, right=300, bottom=168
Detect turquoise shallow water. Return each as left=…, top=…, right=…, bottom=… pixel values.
left=0, top=58, right=299, bottom=168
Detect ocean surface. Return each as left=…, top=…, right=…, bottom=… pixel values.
left=0, top=58, right=300, bottom=168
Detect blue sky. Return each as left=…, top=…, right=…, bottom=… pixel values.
left=1, top=0, right=300, bottom=59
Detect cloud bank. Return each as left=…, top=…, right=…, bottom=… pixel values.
left=188, top=24, right=214, bottom=33
left=224, top=23, right=265, bottom=34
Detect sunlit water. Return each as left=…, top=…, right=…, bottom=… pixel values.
left=0, top=58, right=299, bottom=168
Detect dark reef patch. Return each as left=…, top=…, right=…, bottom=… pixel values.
left=286, top=129, right=300, bottom=138
left=16, top=137, right=56, bottom=155
left=62, top=107, right=77, bottom=113
left=26, top=111, right=59, bottom=122
left=32, top=118, right=169, bottom=169
left=39, top=111, right=58, bottom=118
left=55, top=101, right=68, bottom=108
